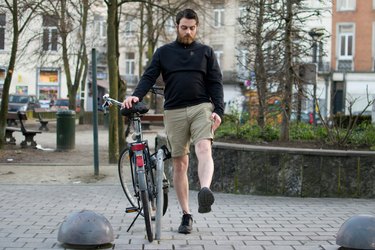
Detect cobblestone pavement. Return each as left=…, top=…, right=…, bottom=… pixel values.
left=1, top=124, right=375, bottom=249
left=2, top=180, right=375, bottom=249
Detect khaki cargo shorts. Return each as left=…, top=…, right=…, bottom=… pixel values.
left=164, top=102, right=214, bottom=157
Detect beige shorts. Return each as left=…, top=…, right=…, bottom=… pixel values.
left=164, top=102, right=214, bottom=157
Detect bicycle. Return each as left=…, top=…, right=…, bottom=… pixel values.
left=102, top=90, right=171, bottom=242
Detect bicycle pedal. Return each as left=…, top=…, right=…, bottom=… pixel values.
left=125, top=207, right=139, bottom=213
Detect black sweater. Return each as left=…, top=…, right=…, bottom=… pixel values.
left=132, top=40, right=224, bottom=118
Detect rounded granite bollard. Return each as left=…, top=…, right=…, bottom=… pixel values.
left=336, top=214, right=375, bottom=249
left=57, top=210, right=114, bottom=246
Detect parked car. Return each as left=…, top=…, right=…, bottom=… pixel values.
left=8, top=94, right=40, bottom=112
left=39, top=99, right=51, bottom=109
left=51, top=98, right=81, bottom=112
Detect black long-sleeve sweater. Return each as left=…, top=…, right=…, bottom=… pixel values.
left=132, top=40, right=224, bottom=118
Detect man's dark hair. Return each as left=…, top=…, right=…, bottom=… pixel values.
left=176, top=9, right=199, bottom=25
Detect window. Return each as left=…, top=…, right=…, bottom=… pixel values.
left=338, top=24, right=354, bottom=59
left=237, top=49, right=249, bottom=80
left=125, top=52, right=135, bottom=75
left=238, top=6, right=249, bottom=24
left=39, top=69, right=59, bottom=83
left=94, top=15, right=106, bottom=38
left=42, top=15, right=58, bottom=51
left=0, top=13, right=5, bottom=50
left=213, top=8, right=224, bottom=27
left=337, top=0, right=356, bottom=11
left=214, top=50, right=223, bottom=67
left=124, top=21, right=136, bottom=37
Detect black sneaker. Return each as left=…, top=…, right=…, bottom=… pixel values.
left=198, top=187, right=215, bottom=213
left=178, top=214, right=193, bottom=234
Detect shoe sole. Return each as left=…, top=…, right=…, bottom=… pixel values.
left=198, top=188, right=215, bottom=213
left=178, top=227, right=192, bottom=234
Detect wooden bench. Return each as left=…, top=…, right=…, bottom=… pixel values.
left=17, top=111, right=42, bottom=148
left=5, top=127, right=22, bottom=145
left=141, top=114, right=164, bottom=130
left=36, top=113, right=55, bottom=131
left=7, top=112, right=19, bottom=126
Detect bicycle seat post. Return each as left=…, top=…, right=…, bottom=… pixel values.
left=131, top=116, right=143, bottom=142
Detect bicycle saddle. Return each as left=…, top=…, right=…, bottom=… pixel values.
left=120, top=101, right=149, bottom=116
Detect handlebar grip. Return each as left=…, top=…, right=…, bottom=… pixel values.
left=120, top=101, right=149, bottom=116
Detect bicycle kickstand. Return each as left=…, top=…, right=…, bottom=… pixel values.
left=126, top=207, right=143, bottom=232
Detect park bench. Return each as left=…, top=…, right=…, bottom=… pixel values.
left=17, top=111, right=42, bottom=148
left=5, top=112, right=28, bottom=144
left=141, top=114, right=164, bottom=130
left=5, top=126, right=21, bottom=145
left=36, top=112, right=56, bottom=131
left=7, top=112, right=19, bottom=126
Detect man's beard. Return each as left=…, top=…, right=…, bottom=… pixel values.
left=177, top=33, right=195, bottom=45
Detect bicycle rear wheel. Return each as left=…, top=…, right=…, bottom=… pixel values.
left=118, top=148, right=138, bottom=208
left=140, top=190, right=153, bottom=242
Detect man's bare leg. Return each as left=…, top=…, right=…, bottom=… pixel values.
left=173, top=155, right=190, bottom=214
left=195, top=139, right=215, bottom=213
left=195, top=139, right=214, bottom=188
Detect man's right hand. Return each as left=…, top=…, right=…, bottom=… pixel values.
left=122, top=96, right=139, bottom=109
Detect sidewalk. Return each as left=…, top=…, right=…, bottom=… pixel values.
left=1, top=124, right=375, bottom=249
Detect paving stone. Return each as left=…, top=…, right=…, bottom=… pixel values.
left=0, top=182, right=374, bottom=249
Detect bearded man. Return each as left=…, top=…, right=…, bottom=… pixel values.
left=123, top=8, right=224, bottom=234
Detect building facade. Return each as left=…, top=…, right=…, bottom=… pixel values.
left=5, top=0, right=373, bottom=119
left=331, top=0, right=375, bottom=115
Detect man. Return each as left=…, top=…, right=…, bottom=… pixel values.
left=123, top=8, right=224, bottom=234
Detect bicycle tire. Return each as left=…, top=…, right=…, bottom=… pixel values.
left=118, top=148, right=138, bottom=208
left=140, top=190, right=153, bottom=242
left=162, top=173, right=169, bottom=215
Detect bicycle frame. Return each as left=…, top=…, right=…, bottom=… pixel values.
left=102, top=93, right=170, bottom=242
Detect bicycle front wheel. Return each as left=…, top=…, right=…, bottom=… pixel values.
left=118, top=148, right=138, bottom=208
left=140, top=190, right=153, bottom=242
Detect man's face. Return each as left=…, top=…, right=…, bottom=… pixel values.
left=176, top=18, right=197, bottom=45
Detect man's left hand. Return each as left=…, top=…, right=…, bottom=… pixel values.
left=211, top=112, right=222, bottom=132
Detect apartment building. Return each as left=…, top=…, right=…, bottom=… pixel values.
left=331, top=0, right=375, bottom=115
left=0, top=0, right=334, bottom=115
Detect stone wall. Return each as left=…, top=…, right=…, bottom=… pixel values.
left=157, top=133, right=375, bottom=198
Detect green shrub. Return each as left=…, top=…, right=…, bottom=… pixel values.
left=349, top=123, right=375, bottom=146
left=261, top=124, right=279, bottom=141
left=290, top=122, right=316, bottom=140
left=216, top=115, right=374, bottom=150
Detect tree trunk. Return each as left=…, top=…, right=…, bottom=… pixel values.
left=280, top=0, right=293, bottom=141
left=107, top=0, right=120, bottom=163
left=255, top=0, right=267, bottom=128
left=0, top=1, right=19, bottom=149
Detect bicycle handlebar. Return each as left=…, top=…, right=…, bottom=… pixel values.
left=102, top=86, right=163, bottom=115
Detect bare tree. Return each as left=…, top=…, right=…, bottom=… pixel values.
left=238, top=0, right=328, bottom=141
left=0, top=0, right=41, bottom=149
left=317, top=88, right=375, bottom=147
left=37, top=0, right=92, bottom=112
left=104, top=0, right=200, bottom=163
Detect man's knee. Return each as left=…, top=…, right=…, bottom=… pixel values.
left=195, top=139, right=212, bottom=155
left=173, top=156, right=189, bottom=170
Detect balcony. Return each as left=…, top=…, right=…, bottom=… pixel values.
left=337, top=60, right=353, bottom=72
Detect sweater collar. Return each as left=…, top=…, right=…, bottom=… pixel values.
left=175, top=39, right=197, bottom=48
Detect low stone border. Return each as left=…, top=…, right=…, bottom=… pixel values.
left=157, top=133, right=375, bottom=198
